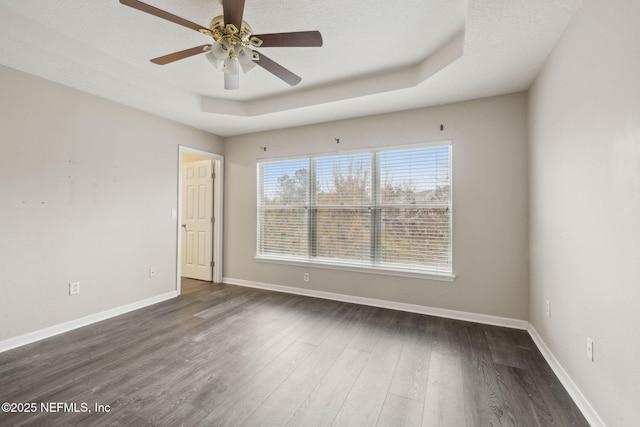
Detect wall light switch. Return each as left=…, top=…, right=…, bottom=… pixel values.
left=545, top=300, right=550, bottom=318
left=69, top=282, right=80, bottom=295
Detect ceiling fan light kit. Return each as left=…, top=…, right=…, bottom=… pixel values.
left=204, top=17, right=260, bottom=89
left=119, top=0, right=323, bottom=90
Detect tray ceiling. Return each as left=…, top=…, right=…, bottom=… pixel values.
left=0, top=0, right=583, bottom=136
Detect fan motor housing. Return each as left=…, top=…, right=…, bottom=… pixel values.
left=209, top=15, right=258, bottom=46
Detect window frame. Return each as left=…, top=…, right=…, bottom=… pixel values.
left=256, top=141, right=454, bottom=281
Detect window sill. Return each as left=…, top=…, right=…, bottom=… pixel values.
left=254, top=256, right=455, bottom=282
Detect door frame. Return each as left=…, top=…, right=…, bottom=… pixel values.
left=176, top=146, right=224, bottom=293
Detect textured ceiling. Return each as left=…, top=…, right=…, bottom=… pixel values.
left=0, top=0, right=583, bottom=136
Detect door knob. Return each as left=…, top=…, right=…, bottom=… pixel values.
left=181, top=224, right=187, bottom=228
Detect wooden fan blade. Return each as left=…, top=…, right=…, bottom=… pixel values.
left=253, top=31, right=323, bottom=47
left=223, top=0, right=246, bottom=32
left=151, top=45, right=212, bottom=65
left=119, top=0, right=209, bottom=33
left=254, top=52, right=302, bottom=86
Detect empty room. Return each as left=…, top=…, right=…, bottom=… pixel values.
left=0, top=0, right=638, bottom=426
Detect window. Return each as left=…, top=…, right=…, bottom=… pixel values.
left=257, top=143, right=452, bottom=278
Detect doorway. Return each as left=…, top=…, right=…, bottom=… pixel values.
left=177, top=146, right=223, bottom=294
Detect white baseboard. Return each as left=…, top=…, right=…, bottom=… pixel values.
left=527, top=325, right=605, bottom=427
left=222, top=277, right=529, bottom=330
left=0, top=290, right=179, bottom=353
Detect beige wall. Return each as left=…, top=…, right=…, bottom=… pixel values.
left=0, top=65, right=223, bottom=342
left=528, top=0, right=640, bottom=424
left=224, top=93, right=530, bottom=320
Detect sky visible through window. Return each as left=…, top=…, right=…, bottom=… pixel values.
left=261, top=146, right=450, bottom=204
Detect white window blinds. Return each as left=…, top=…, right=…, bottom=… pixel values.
left=257, top=159, right=308, bottom=257
left=314, top=153, right=372, bottom=264
left=257, top=143, right=452, bottom=276
left=378, top=146, right=451, bottom=272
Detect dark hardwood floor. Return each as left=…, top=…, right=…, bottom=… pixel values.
left=0, top=278, right=589, bottom=426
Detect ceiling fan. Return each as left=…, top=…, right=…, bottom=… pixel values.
left=119, top=0, right=323, bottom=90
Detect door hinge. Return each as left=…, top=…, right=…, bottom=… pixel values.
left=212, top=172, right=216, bottom=179
left=211, top=261, right=215, bottom=267
left=211, top=217, right=215, bottom=223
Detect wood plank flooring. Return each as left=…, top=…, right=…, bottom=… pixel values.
left=0, top=278, right=589, bottom=426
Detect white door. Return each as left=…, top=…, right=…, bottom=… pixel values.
left=182, top=159, right=214, bottom=281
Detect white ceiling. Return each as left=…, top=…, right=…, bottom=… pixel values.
left=0, top=0, right=583, bottom=137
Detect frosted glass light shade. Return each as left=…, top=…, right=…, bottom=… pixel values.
left=237, top=46, right=253, bottom=64
left=205, top=51, right=223, bottom=69
left=223, top=57, right=240, bottom=74
left=236, top=46, right=256, bottom=73
left=211, top=41, right=230, bottom=60
left=224, top=72, right=239, bottom=90
left=241, top=61, right=256, bottom=73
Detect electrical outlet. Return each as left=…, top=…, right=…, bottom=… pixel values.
left=586, top=337, right=594, bottom=361
left=69, top=282, right=80, bottom=296
left=149, top=267, right=156, bottom=278
left=303, top=273, right=309, bottom=282
left=545, top=300, right=550, bottom=318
